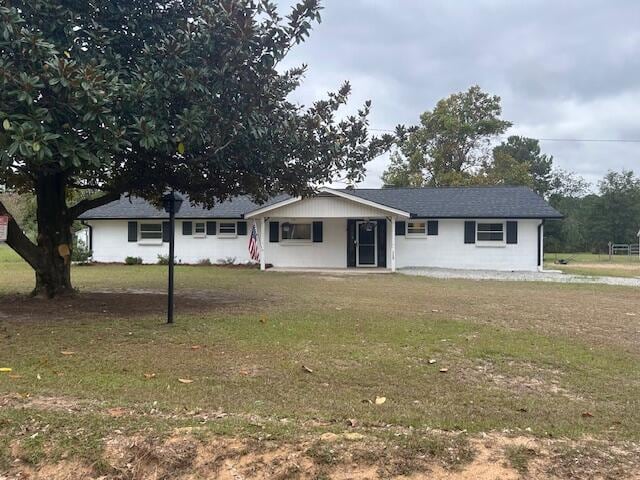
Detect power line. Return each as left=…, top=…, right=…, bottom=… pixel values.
left=368, top=127, right=640, bottom=143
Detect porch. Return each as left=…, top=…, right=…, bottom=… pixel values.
left=267, top=267, right=392, bottom=275
left=245, top=189, right=411, bottom=272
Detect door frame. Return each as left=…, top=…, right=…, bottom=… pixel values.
left=356, top=220, right=378, bottom=267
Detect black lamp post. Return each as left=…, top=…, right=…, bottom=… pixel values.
left=162, top=191, right=183, bottom=324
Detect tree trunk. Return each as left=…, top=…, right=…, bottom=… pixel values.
left=32, top=172, right=74, bottom=297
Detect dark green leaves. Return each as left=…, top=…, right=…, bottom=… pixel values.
left=1, top=0, right=387, bottom=208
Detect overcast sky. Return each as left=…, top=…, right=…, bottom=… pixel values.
left=279, top=0, right=640, bottom=188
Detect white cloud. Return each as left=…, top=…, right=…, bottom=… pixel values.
left=279, top=0, right=640, bottom=187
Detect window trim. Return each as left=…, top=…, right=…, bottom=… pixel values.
left=476, top=221, right=505, bottom=245
left=139, top=222, right=163, bottom=244
left=194, top=221, right=206, bottom=238
left=406, top=220, right=427, bottom=237
left=218, top=221, right=237, bottom=238
left=280, top=221, right=313, bottom=243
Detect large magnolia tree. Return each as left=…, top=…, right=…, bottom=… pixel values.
left=0, top=0, right=391, bottom=297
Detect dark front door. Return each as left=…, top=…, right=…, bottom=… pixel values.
left=356, top=221, right=377, bottom=266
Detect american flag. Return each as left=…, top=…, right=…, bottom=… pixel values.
left=248, top=221, right=260, bottom=262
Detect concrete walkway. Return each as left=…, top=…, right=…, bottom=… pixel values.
left=268, top=267, right=391, bottom=275
left=400, top=267, right=640, bottom=287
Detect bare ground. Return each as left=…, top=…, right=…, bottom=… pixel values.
left=4, top=430, right=640, bottom=480
left=2, top=394, right=640, bottom=480
left=0, top=290, right=270, bottom=322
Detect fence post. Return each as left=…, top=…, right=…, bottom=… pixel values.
left=608, top=241, right=612, bottom=261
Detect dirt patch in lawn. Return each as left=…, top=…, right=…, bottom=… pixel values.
left=0, top=290, right=263, bottom=322
left=6, top=431, right=640, bottom=479
left=2, top=394, right=640, bottom=479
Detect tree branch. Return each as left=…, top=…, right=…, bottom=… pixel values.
left=0, top=198, right=41, bottom=269
left=68, top=192, right=120, bottom=219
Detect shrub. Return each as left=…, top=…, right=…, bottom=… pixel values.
left=157, top=254, right=169, bottom=265
left=197, top=258, right=212, bottom=265
left=71, top=246, right=92, bottom=263
left=125, top=256, right=143, bottom=265
left=217, top=256, right=237, bottom=265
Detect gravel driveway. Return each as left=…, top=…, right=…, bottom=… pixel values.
left=400, top=267, right=640, bottom=287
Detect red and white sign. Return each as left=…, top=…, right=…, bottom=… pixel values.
left=0, top=216, right=8, bottom=242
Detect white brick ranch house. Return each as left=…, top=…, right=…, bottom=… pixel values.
left=78, top=186, right=562, bottom=272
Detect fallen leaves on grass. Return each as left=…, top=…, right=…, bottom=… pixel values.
left=440, top=368, right=449, bottom=373
left=143, top=373, right=156, bottom=379
left=60, top=351, right=75, bottom=356
left=0, top=367, right=12, bottom=372
left=178, top=378, right=194, bottom=384
left=190, top=345, right=201, bottom=350
left=375, top=396, right=386, bottom=405
left=428, top=359, right=437, bottom=364
left=302, top=365, right=313, bottom=373
left=582, top=411, right=594, bottom=418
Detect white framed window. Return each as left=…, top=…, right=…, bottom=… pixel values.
left=477, top=222, right=504, bottom=242
left=407, top=221, right=426, bottom=236
left=139, top=223, right=162, bottom=243
left=194, top=222, right=206, bottom=238
left=281, top=222, right=312, bottom=241
left=218, top=222, right=237, bottom=237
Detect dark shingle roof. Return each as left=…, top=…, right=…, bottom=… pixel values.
left=338, top=186, right=562, bottom=218
left=79, top=186, right=561, bottom=220
left=79, top=194, right=289, bottom=219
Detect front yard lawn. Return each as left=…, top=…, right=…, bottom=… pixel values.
left=545, top=251, right=640, bottom=278
left=1, top=246, right=639, bottom=478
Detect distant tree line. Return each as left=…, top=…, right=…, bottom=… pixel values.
left=545, top=171, right=640, bottom=253
left=382, top=86, right=640, bottom=253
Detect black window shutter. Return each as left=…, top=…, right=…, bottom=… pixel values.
left=376, top=219, right=387, bottom=268
left=346, top=220, right=356, bottom=267
left=269, top=221, right=279, bottom=242
left=311, top=222, right=322, bottom=243
left=162, top=221, right=170, bottom=242
left=506, top=221, right=518, bottom=244
left=395, top=221, right=406, bottom=236
left=237, top=221, right=247, bottom=235
left=464, top=221, right=476, bottom=244
left=427, top=220, right=439, bottom=236
left=182, top=221, right=192, bottom=235
left=127, top=221, right=137, bottom=242
left=206, top=221, right=216, bottom=235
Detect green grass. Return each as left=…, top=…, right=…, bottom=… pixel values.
left=545, top=251, right=640, bottom=278
left=1, top=248, right=640, bottom=474
left=504, top=444, right=537, bottom=474
left=0, top=244, right=22, bottom=263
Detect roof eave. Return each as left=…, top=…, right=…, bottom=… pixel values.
left=319, top=187, right=411, bottom=217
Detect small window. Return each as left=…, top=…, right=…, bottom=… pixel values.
left=281, top=222, right=312, bottom=241
left=139, top=223, right=162, bottom=240
left=194, top=222, right=206, bottom=237
left=218, top=222, right=236, bottom=236
left=477, top=222, right=504, bottom=242
left=407, top=221, right=426, bottom=235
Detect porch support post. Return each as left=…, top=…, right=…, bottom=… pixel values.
left=391, top=216, right=396, bottom=272
left=260, top=217, right=266, bottom=271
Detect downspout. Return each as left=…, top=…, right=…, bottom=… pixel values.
left=537, top=219, right=545, bottom=271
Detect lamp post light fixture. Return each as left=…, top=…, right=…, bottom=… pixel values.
left=162, top=191, right=183, bottom=324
